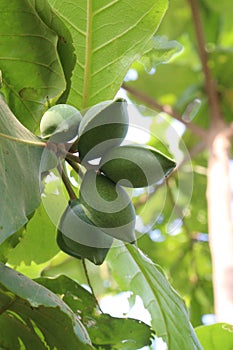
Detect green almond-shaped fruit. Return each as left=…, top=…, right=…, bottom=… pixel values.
left=57, top=232, right=111, bottom=266
left=78, top=99, right=128, bottom=161
left=80, top=170, right=136, bottom=243
left=100, top=145, right=176, bottom=188
left=40, top=104, right=82, bottom=143
left=57, top=199, right=113, bottom=265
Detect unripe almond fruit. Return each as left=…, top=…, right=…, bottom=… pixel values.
left=78, top=99, right=128, bottom=161
left=40, top=104, right=82, bottom=143
left=79, top=170, right=136, bottom=243
left=57, top=199, right=113, bottom=265
left=100, top=145, right=176, bottom=188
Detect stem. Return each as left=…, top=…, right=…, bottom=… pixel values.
left=57, top=162, right=77, bottom=201
left=82, top=0, right=93, bottom=109
left=66, top=152, right=81, bottom=164
left=66, top=158, right=85, bottom=179
left=188, top=0, right=222, bottom=124
left=0, top=132, right=46, bottom=148
left=122, top=83, right=206, bottom=139
left=81, top=258, right=103, bottom=312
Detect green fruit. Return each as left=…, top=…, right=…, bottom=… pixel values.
left=40, top=104, right=82, bottom=143
left=78, top=99, right=129, bottom=161
left=57, top=232, right=111, bottom=265
left=79, top=170, right=136, bottom=243
left=100, top=145, right=176, bottom=188
left=57, top=199, right=113, bottom=265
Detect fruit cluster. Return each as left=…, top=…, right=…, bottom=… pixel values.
left=40, top=99, right=176, bottom=265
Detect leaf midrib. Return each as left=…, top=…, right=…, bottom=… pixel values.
left=82, top=0, right=92, bottom=109
left=125, top=244, right=200, bottom=349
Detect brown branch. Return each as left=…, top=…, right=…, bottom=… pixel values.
left=65, top=152, right=81, bottom=164
left=57, top=162, right=77, bottom=201
left=66, top=158, right=85, bottom=179
left=188, top=0, right=222, bottom=124
left=122, top=82, right=206, bottom=139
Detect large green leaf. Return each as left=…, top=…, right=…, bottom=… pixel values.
left=107, top=244, right=203, bottom=350
left=34, top=0, right=76, bottom=104
left=196, top=323, right=233, bottom=350
left=85, top=313, right=154, bottom=349
left=35, top=275, right=154, bottom=349
left=0, top=96, right=43, bottom=243
left=35, top=275, right=97, bottom=317
left=0, top=0, right=67, bottom=131
left=49, top=0, right=168, bottom=109
left=0, top=263, right=92, bottom=349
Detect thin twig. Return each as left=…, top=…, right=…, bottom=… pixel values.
left=65, top=152, right=81, bottom=164
left=81, top=258, right=103, bottom=313
left=0, top=132, right=46, bottom=148
left=57, top=162, right=77, bottom=200
left=122, top=82, right=206, bottom=139
left=66, top=158, right=85, bottom=179
left=188, top=0, right=222, bottom=124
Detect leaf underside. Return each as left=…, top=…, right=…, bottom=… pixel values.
left=107, top=244, right=203, bottom=350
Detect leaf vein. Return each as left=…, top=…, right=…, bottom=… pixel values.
left=92, top=4, right=156, bottom=53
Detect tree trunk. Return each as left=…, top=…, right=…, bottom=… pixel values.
left=207, top=126, right=233, bottom=324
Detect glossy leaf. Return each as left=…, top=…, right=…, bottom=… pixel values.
left=49, top=0, right=168, bottom=109
left=107, top=244, right=203, bottom=350
left=0, top=0, right=67, bottom=131
left=0, top=263, right=92, bottom=349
